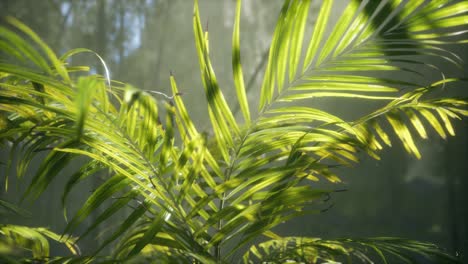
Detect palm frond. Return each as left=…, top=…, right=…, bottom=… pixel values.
left=243, top=237, right=459, bottom=264
left=0, top=0, right=467, bottom=263
left=203, top=0, right=468, bottom=259
left=0, top=199, right=80, bottom=262
left=0, top=225, right=79, bottom=258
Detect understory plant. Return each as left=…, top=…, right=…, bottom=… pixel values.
left=1, top=0, right=468, bottom=263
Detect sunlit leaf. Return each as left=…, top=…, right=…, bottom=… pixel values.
left=232, top=0, right=251, bottom=124
left=1, top=0, right=467, bottom=263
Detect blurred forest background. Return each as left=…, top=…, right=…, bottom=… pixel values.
left=1, top=0, right=467, bottom=261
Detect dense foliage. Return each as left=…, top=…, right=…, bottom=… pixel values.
left=1, top=0, right=468, bottom=263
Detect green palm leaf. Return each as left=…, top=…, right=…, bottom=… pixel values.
left=0, top=199, right=80, bottom=262
left=0, top=225, right=79, bottom=259
left=0, top=0, right=467, bottom=263
left=243, top=237, right=459, bottom=263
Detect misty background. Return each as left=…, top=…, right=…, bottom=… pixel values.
left=1, top=0, right=467, bottom=261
